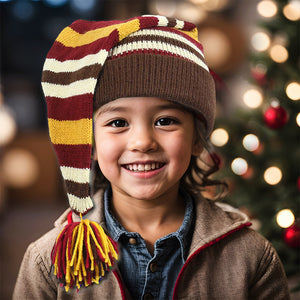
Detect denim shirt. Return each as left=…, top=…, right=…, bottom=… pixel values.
left=104, top=186, right=195, bottom=300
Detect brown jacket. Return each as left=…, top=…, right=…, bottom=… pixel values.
left=13, top=191, right=290, bottom=299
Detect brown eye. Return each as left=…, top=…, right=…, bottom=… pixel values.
left=109, top=119, right=128, bottom=127
left=155, top=118, right=176, bottom=126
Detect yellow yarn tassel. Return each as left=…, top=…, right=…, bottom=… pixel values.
left=51, top=212, right=118, bottom=291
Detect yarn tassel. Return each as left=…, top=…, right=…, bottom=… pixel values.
left=51, top=212, right=118, bottom=291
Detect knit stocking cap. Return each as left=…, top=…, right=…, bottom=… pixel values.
left=41, top=15, right=215, bottom=291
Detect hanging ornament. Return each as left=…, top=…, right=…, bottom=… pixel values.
left=283, top=221, right=300, bottom=248
left=297, top=177, right=300, bottom=192
left=263, top=103, right=288, bottom=129
left=251, top=65, right=267, bottom=86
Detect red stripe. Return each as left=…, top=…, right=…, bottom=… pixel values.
left=138, top=15, right=159, bottom=29
left=113, top=270, right=127, bottom=300
left=46, top=29, right=119, bottom=61
left=53, top=144, right=92, bottom=169
left=46, top=94, right=93, bottom=121
left=69, top=18, right=130, bottom=34
left=172, top=222, right=252, bottom=300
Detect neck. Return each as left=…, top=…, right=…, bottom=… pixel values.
left=110, top=185, right=185, bottom=253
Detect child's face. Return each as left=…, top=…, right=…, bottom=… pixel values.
left=94, top=97, right=201, bottom=202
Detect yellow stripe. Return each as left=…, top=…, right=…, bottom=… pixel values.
left=57, top=19, right=140, bottom=48
left=48, top=118, right=92, bottom=145
left=179, top=27, right=199, bottom=41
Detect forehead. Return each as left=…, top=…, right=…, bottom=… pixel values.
left=95, top=97, right=189, bottom=116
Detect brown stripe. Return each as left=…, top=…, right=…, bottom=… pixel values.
left=111, top=34, right=205, bottom=64
left=42, top=65, right=101, bottom=85
left=167, top=17, right=177, bottom=28
left=65, top=180, right=90, bottom=199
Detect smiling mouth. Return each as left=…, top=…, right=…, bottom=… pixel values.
left=123, top=162, right=165, bottom=172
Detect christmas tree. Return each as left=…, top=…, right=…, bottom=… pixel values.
left=212, top=0, right=300, bottom=291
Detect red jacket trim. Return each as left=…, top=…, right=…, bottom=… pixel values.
left=172, top=222, right=252, bottom=300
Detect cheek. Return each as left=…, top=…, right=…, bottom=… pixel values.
left=95, top=135, right=121, bottom=174
left=167, top=132, right=194, bottom=166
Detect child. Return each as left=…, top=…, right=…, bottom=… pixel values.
left=13, top=15, right=290, bottom=299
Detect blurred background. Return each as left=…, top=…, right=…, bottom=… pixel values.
left=0, top=0, right=299, bottom=298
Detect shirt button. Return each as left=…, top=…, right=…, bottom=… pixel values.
left=143, top=293, right=153, bottom=300
left=149, top=262, right=157, bottom=273
left=129, top=238, right=137, bottom=245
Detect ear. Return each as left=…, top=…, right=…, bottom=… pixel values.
left=192, top=141, right=203, bottom=156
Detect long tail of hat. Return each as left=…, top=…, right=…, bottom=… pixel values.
left=41, top=15, right=197, bottom=291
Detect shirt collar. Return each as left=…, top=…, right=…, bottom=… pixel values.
left=104, top=185, right=194, bottom=261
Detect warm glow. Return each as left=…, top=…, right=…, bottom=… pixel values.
left=286, top=82, right=300, bottom=101
left=257, top=0, right=278, bottom=18
left=283, top=1, right=300, bottom=21
left=198, top=0, right=229, bottom=11
left=0, top=106, right=17, bottom=146
left=269, top=44, right=289, bottom=63
left=243, top=89, right=263, bottom=108
left=296, top=113, right=300, bottom=127
left=276, top=209, right=295, bottom=228
left=264, top=166, right=282, bottom=185
left=243, top=134, right=260, bottom=152
left=1, top=148, right=39, bottom=188
left=153, top=0, right=177, bottom=17
left=251, top=32, right=271, bottom=51
left=231, top=158, right=248, bottom=175
left=210, top=128, right=229, bottom=147
left=198, top=28, right=231, bottom=70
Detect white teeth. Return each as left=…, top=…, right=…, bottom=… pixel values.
left=125, top=163, right=163, bottom=172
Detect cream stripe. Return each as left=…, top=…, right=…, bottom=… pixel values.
left=61, top=166, right=90, bottom=184
left=156, top=15, right=169, bottom=27
left=43, top=50, right=108, bottom=73
left=68, top=194, right=94, bottom=213
left=129, top=29, right=204, bottom=58
left=175, top=19, right=185, bottom=29
left=110, top=40, right=209, bottom=71
left=42, top=78, right=97, bottom=98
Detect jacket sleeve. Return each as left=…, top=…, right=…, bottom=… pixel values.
left=13, top=242, right=57, bottom=300
left=249, top=238, right=290, bottom=300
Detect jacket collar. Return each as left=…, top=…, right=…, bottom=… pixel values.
left=54, top=189, right=250, bottom=256
left=189, top=194, right=250, bottom=256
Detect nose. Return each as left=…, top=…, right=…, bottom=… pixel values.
left=127, top=125, right=158, bottom=153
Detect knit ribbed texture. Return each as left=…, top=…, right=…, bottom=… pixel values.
left=41, top=15, right=215, bottom=215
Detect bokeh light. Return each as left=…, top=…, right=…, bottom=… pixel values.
left=231, top=158, right=248, bottom=175
left=0, top=106, right=17, bottom=146
left=210, top=128, right=229, bottom=147
left=257, top=0, right=278, bottom=18
left=283, top=1, right=300, bottom=21
left=286, top=81, right=300, bottom=101
left=264, top=166, right=282, bottom=185
left=243, top=134, right=260, bottom=152
left=269, top=44, right=289, bottom=63
left=1, top=148, right=39, bottom=188
left=276, top=209, right=295, bottom=228
left=296, top=112, right=300, bottom=127
left=251, top=31, right=271, bottom=51
left=243, top=88, right=263, bottom=108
